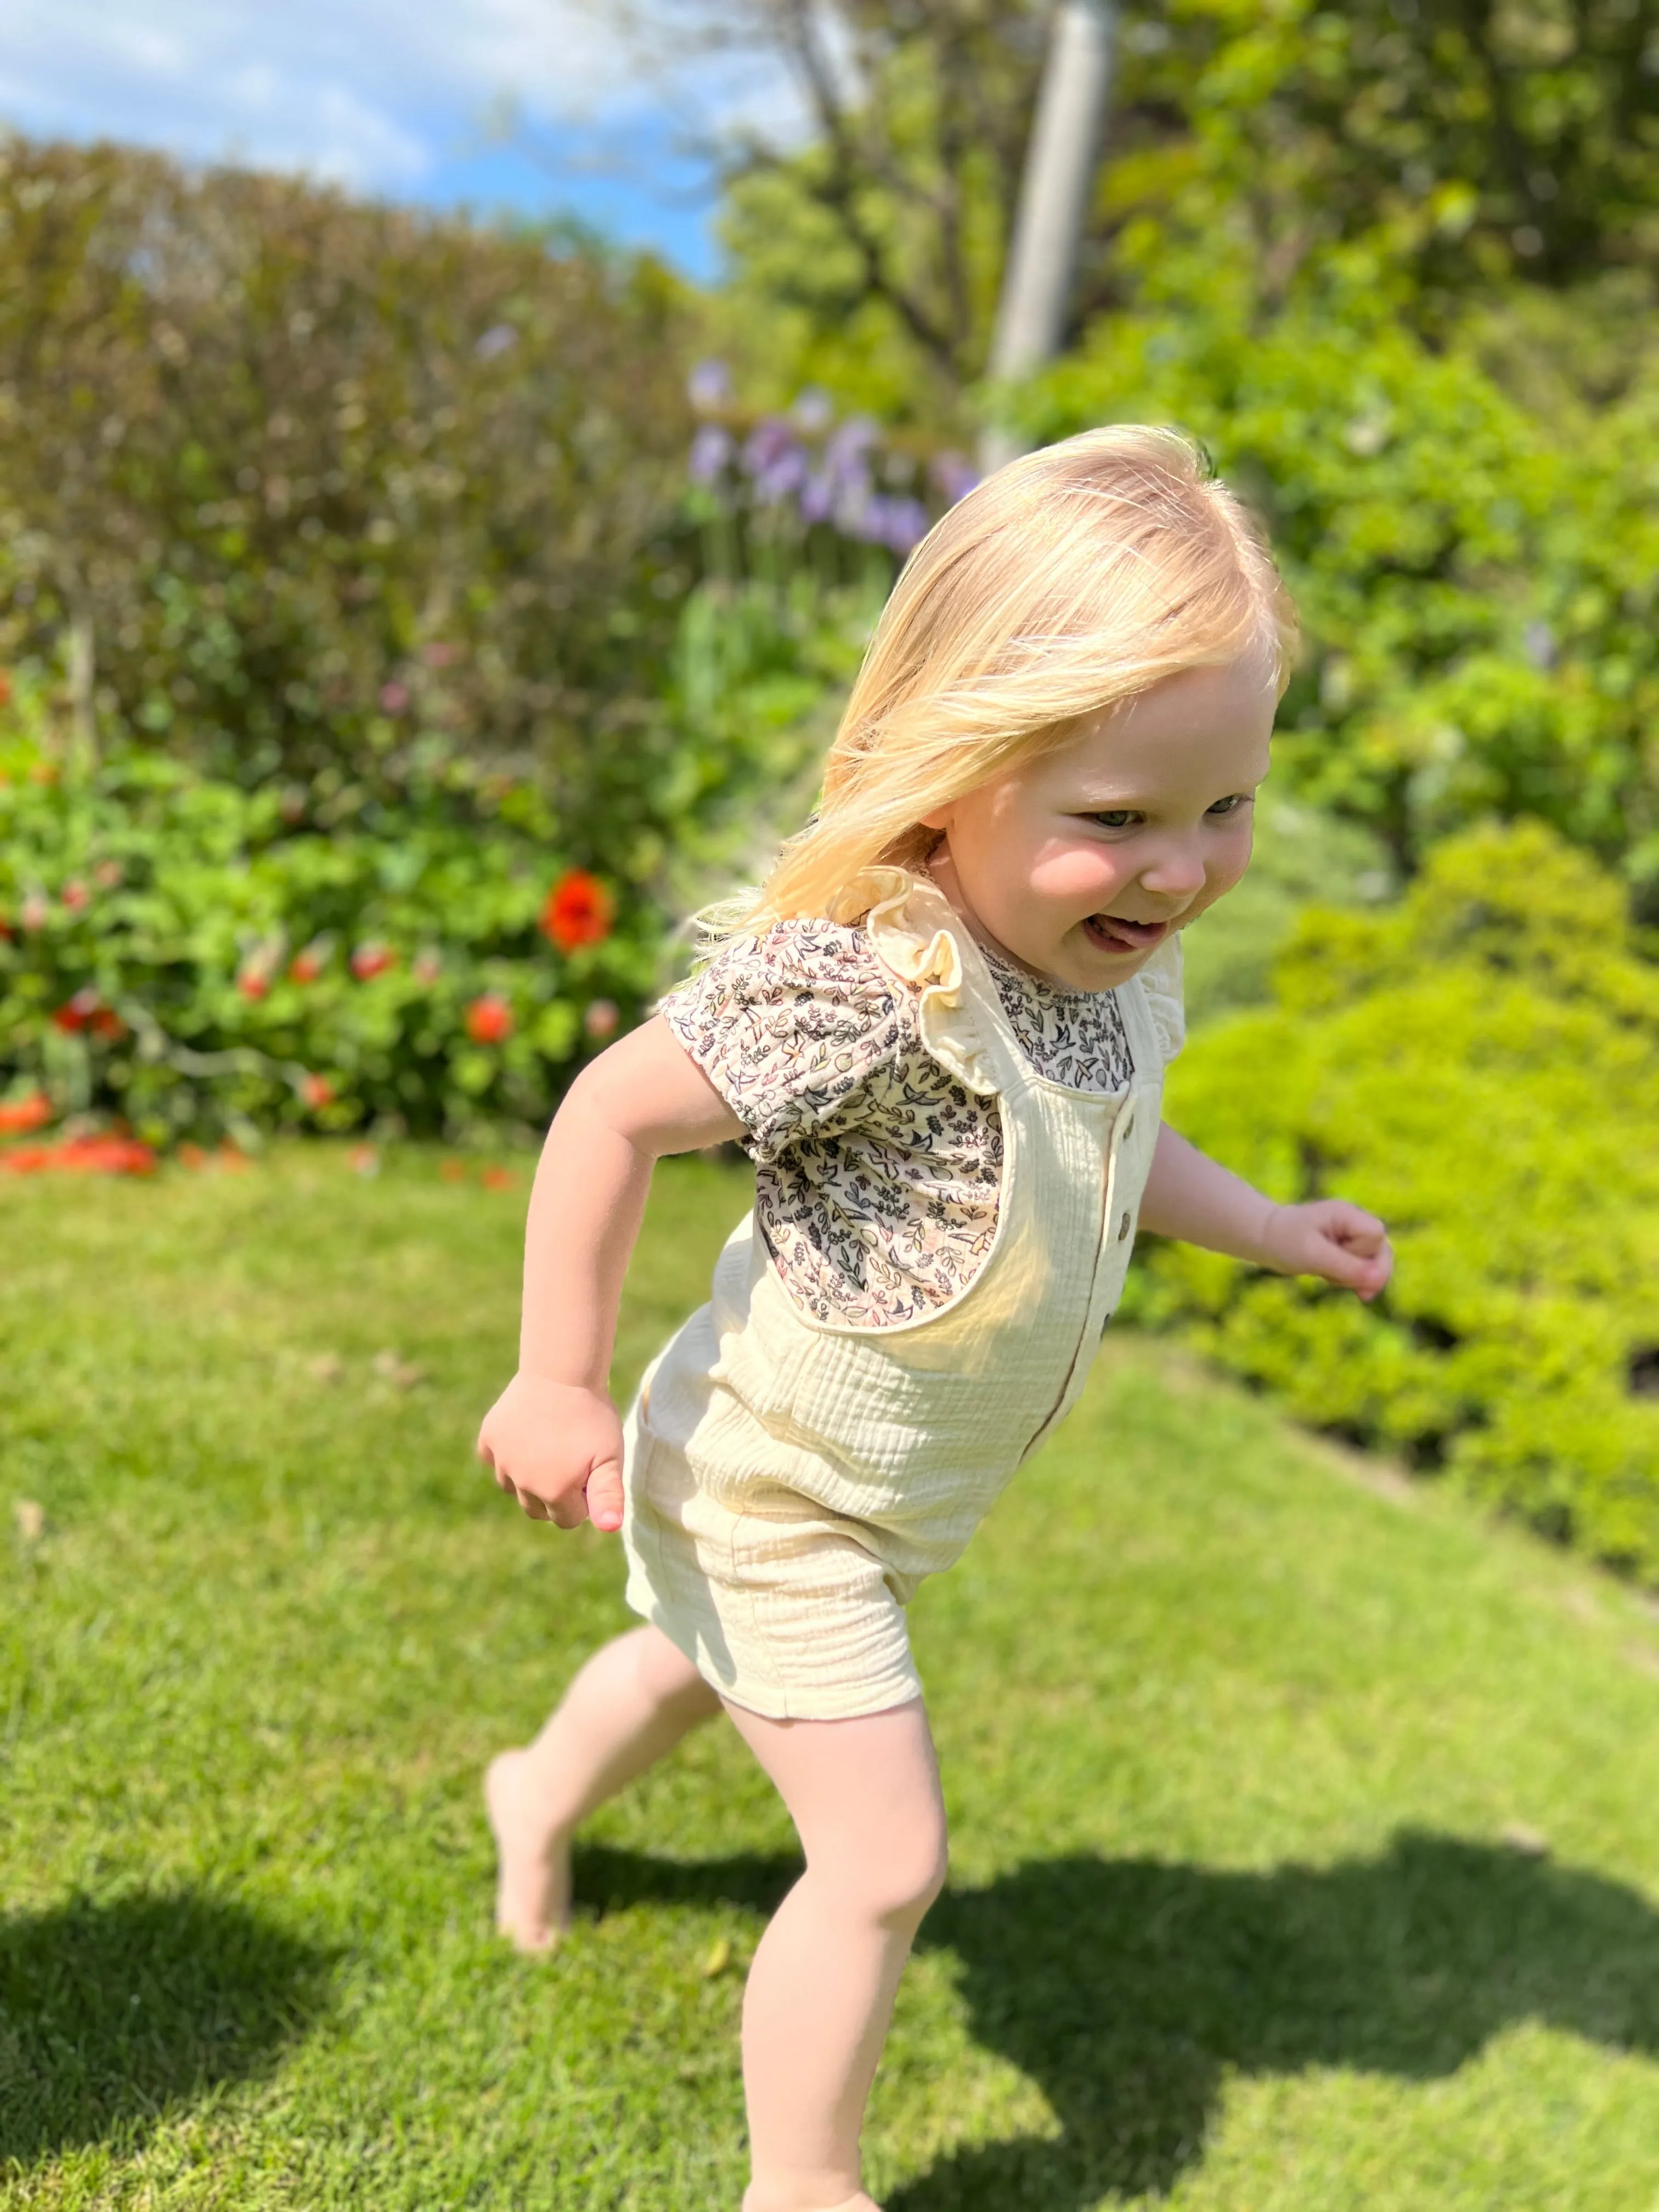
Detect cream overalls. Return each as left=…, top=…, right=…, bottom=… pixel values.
left=621, top=869, right=1169, bottom=1720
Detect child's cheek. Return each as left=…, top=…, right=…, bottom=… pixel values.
left=1030, top=844, right=1127, bottom=911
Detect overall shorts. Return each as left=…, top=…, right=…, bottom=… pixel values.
left=620, top=870, right=1169, bottom=1719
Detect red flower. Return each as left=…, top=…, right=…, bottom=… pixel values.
left=0, top=1135, right=156, bottom=1177
left=52, top=987, right=101, bottom=1033
left=350, top=941, right=397, bottom=981
left=237, top=969, right=269, bottom=1000
left=541, top=869, right=613, bottom=952
left=0, top=670, right=12, bottom=709
left=0, top=1091, right=52, bottom=1135
left=61, top=879, right=89, bottom=912
left=290, top=935, right=332, bottom=984
left=89, top=1007, right=126, bottom=1040
left=481, top=1165, right=516, bottom=1191
left=300, top=1073, right=335, bottom=1110
left=465, top=992, right=514, bottom=1045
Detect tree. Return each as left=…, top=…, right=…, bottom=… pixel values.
left=620, top=0, right=1659, bottom=417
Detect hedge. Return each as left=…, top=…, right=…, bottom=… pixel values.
left=1131, top=821, right=1659, bottom=1584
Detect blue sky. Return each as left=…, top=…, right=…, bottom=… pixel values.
left=0, top=0, right=771, bottom=277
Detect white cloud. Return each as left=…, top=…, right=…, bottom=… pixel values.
left=0, top=0, right=668, bottom=190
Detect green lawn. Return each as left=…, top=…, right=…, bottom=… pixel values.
left=3, top=1149, right=1659, bottom=2210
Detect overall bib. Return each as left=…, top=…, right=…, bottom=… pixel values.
left=620, top=870, right=1168, bottom=1719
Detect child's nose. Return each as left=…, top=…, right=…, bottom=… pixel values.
left=1137, top=839, right=1208, bottom=899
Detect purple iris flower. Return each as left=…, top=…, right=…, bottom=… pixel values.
left=879, top=496, right=931, bottom=552
left=754, top=448, right=810, bottom=505
left=930, top=450, right=980, bottom=505
left=687, top=359, right=732, bottom=413
left=742, top=416, right=800, bottom=477
left=799, top=471, right=834, bottom=525
left=792, top=386, right=834, bottom=433
left=475, top=323, right=518, bottom=362
left=689, top=424, right=734, bottom=485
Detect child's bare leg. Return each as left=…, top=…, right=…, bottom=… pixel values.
left=724, top=1697, right=947, bottom=2212
left=486, top=1623, right=720, bottom=1952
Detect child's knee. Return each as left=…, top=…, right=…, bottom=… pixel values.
left=838, top=1809, right=949, bottom=1927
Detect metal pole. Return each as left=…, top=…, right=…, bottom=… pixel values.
left=980, top=0, right=1117, bottom=475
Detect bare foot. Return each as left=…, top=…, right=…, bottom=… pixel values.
left=484, top=1748, right=574, bottom=1954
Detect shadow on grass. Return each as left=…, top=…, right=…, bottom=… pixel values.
left=0, top=1891, right=336, bottom=2165
left=582, top=1829, right=1659, bottom=2208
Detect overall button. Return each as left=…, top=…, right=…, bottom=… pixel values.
left=1116, top=1210, right=1133, bottom=1242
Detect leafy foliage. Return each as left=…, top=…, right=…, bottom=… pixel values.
left=0, top=716, right=650, bottom=1150
left=1031, top=300, right=1659, bottom=904
left=0, top=133, right=697, bottom=800
left=1133, top=821, right=1659, bottom=1584
left=701, top=0, right=1659, bottom=420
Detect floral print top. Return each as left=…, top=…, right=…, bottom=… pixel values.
left=663, top=912, right=1159, bottom=1327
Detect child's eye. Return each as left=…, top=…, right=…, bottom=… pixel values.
left=1088, top=810, right=1140, bottom=830
left=1206, top=794, right=1251, bottom=817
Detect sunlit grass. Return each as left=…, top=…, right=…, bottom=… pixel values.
left=4, top=1147, right=1658, bottom=2209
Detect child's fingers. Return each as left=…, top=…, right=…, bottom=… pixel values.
left=585, top=1456, right=626, bottom=1536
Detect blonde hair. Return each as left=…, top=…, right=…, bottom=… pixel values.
left=714, top=424, right=1296, bottom=936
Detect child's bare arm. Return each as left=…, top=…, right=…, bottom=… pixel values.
left=1139, top=1121, right=1392, bottom=1302
left=476, top=1014, right=743, bottom=1533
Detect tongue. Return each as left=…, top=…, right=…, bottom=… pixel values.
left=1094, top=915, right=1159, bottom=948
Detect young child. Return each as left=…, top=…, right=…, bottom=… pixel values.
left=477, top=425, right=1393, bottom=2212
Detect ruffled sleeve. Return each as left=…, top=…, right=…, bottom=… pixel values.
left=661, top=919, right=916, bottom=1163
left=1138, top=933, right=1186, bottom=1066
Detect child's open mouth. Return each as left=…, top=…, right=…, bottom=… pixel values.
left=1082, top=912, right=1170, bottom=954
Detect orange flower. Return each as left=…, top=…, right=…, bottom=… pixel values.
left=0, top=1135, right=156, bottom=1177
left=300, top=1073, right=335, bottom=1110
left=0, top=1091, right=52, bottom=1135
left=541, top=869, right=613, bottom=952
left=465, top=992, right=514, bottom=1045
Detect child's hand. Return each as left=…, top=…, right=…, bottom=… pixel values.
left=1258, top=1199, right=1393, bottom=1302
left=476, top=1373, right=627, bottom=1533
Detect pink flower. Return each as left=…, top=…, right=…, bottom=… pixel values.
left=61, top=879, right=89, bottom=912
left=300, top=1073, right=335, bottom=1110
left=20, top=892, right=48, bottom=932
left=379, top=681, right=409, bottom=714
left=583, top=998, right=620, bottom=1041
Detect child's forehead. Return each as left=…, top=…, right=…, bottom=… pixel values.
left=1029, top=662, right=1277, bottom=789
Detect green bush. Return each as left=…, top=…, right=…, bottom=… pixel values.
left=1130, top=820, right=1659, bottom=1584
left=0, top=133, right=697, bottom=800
left=0, top=736, right=653, bottom=1150
left=1031, top=299, right=1659, bottom=909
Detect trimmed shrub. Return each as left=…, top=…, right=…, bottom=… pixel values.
left=1131, top=821, right=1659, bottom=1583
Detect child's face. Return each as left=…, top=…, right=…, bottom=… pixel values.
left=924, top=653, right=1277, bottom=992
